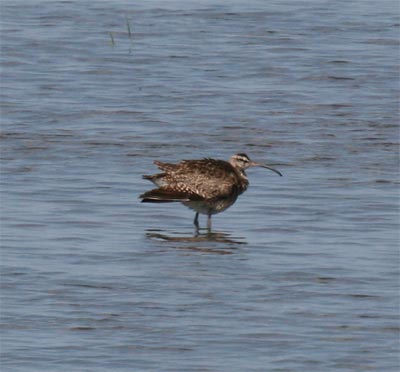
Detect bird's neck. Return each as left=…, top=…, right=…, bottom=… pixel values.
left=237, top=169, right=249, bottom=192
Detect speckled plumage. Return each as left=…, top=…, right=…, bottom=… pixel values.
left=140, top=153, right=282, bottom=229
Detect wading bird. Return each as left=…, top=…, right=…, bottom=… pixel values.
left=140, top=153, right=282, bottom=229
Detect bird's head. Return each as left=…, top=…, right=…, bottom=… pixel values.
left=229, top=153, right=282, bottom=176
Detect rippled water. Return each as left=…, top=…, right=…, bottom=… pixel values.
left=1, top=0, right=399, bottom=371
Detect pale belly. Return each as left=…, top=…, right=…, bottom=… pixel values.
left=182, top=196, right=238, bottom=215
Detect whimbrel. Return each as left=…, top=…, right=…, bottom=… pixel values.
left=140, top=153, right=282, bottom=229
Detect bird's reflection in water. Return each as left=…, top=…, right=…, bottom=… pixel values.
left=146, top=228, right=246, bottom=254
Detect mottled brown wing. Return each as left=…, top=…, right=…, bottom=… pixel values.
left=154, top=160, right=178, bottom=172
left=161, top=158, right=240, bottom=200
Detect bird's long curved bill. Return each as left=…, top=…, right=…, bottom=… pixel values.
left=251, top=162, right=283, bottom=177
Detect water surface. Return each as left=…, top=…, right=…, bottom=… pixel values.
left=1, top=0, right=399, bottom=371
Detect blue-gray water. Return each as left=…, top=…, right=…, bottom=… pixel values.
left=1, top=0, right=399, bottom=371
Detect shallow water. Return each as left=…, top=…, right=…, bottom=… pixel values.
left=1, top=0, right=399, bottom=371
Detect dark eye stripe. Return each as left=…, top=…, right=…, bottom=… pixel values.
left=235, top=153, right=249, bottom=161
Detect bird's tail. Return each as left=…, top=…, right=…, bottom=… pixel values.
left=142, top=174, right=165, bottom=182
left=140, top=188, right=191, bottom=203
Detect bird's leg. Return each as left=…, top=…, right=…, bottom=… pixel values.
left=193, top=212, right=199, bottom=229
left=207, top=213, right=212, bottom=231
